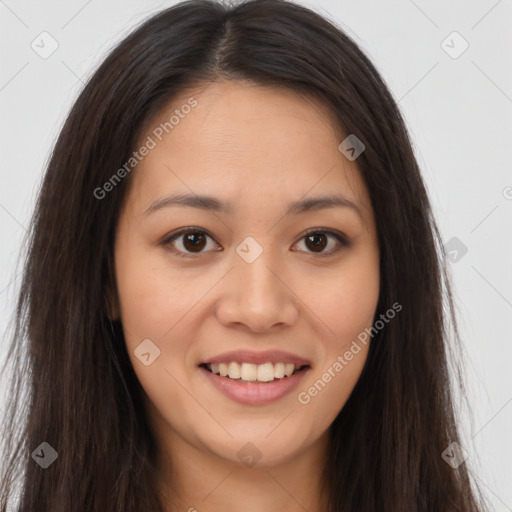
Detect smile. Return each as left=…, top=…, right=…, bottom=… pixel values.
left=202, top=361, right=309, bottom=382
left=198, top=349, right=312, bottom=405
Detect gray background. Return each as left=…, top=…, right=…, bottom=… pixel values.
left=1, top=0, right=511, bottom=509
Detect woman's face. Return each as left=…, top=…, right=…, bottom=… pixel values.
left=113, top=80, right=380, bottom=469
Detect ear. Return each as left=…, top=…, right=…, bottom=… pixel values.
left=105, top=255, right=120, bottom=321
left=105, top=281, right=120, bottom=321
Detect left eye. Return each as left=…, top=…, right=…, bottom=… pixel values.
left=162, top=228, right=348, bottom=257
left=292, top=229, right=348, bottom=255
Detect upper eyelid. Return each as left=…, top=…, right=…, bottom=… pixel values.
left=164, top=228, right=221, bottom=252
left=164, top=227, right=218, bottom=245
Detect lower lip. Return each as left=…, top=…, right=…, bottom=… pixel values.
left=198, top=366, right=310, bottom=405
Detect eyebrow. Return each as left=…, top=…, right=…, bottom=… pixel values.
left=143, top=193, right=363, bottom=219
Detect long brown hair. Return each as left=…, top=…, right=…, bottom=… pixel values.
left=0, top=0, right=487, bottom=510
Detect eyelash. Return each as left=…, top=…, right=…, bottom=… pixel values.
left=160, top=227, right=350, bottom=258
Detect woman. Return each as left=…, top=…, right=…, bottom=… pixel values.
left=0, top=0, right=487, bottom=510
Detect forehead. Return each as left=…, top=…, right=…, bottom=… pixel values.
left=126, top=80, right=371, bottom=217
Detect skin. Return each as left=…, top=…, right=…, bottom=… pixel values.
left=112, top=80, right=380, bottom=512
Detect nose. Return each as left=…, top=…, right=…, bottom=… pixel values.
left=215, top=249, right=299, bottom=333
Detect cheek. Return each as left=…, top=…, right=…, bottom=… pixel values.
left=316, top=250, right=380, bottom=346
left=114, top=245, right=199, bottom=412
left=114, top=241, right=202, bottom=346
left=295, top=343, right=368, bottom=434
left=297, top=248, right=378, bottom=415
left=296, top=279, right=377, bottom=422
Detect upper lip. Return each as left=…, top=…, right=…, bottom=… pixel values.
left=200, top=350, right=311, bottom=367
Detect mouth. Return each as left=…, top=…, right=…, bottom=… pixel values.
left=199, top=361, right=311, bottom=383
left=197, top=350, right=312, bottom=404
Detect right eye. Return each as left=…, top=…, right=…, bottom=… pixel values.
left=161, top=228, right=222, bottom=257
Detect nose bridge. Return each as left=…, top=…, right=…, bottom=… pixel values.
left=235, top=236, right=283, bottom=302
left=215, top=235, right=298, bottom=331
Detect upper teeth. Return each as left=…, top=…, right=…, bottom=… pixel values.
left=208, top=362, right=299, bottom=382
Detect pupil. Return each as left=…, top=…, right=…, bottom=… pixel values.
left=184, top=232, right=206, bottom=252
left=306, top=233, right=327, bottom=252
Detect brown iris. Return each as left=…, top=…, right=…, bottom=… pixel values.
left=182, top=231, right=207, bottom=252
left=304, top=232, right=328, bottom=252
